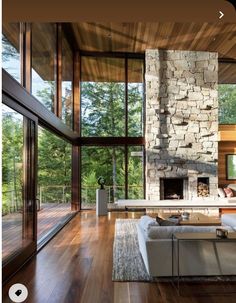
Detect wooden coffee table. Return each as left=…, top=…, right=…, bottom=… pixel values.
left=160, top=212, right=221, bottom=226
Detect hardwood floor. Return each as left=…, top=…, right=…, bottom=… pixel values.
left=2, top=211, right=236, bottom=303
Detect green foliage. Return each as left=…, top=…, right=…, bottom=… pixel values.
left=219, top=84, right=236, bottom=124
left=38, top=127, right=72, bottom=203
left=81, top=82, right=125, bottom=136
left=81, top=80, right=144, bottom=207
left=36, top=85, right=55, bottom=112
left=2, top=107, right=23, bottom=214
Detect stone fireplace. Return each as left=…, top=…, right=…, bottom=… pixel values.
left=145, top=50, right=218, bottom=200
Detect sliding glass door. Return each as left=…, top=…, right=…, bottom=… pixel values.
left=2, top=101, right=37, bottom=279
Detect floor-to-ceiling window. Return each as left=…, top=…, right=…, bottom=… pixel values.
left=37, top=126, right=75, bottom=242
left=2, top=101, right=37, bottom=278
left=2, top=22, right=77, bottom=281
left=80, top=55, right=145, bottom=209
left=2, top=105, right=27, bottom=260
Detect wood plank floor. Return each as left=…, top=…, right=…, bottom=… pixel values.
left=2, top=203, right=75, bottom=259
left=2, top=211, right=236, bottom=303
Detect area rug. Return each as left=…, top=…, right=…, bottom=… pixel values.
left=112, top=219, right=151, bottom=281
left=112, top=219, right=236, bottom=282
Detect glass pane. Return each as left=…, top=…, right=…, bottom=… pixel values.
left=62, top=34, right=73, bottom=129
left=2, top=105, right=31, bottom=260
left=2, top=23, right=21, bottom=83
left=128, top=59, right=144, bottom=136
left=219, top=84, right=236, bottom=124
left=37, top=127, right=75, bottom=241
left=31, top=23, right=57, bottom=111
left=81, top=57, right=125, bottom=136
left=81, top=146, right=125, bottom=209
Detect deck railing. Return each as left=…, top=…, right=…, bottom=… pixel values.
left=2, top=185, right=143, bottom=214
left=81, top=185, right=143, bottom=207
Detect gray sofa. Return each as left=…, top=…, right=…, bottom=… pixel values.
left=137, top=217, right=236, bottom=277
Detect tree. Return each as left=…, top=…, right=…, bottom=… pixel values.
left=38, top=127, right=72, bottom=203
left=2, top=107, right=24, bottom=214
left=81, top=81, right=143, bottom=206
left=219, top=84, right=236, bottom=124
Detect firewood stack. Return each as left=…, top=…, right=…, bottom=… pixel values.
left=197, top=182, right=210, bottom=197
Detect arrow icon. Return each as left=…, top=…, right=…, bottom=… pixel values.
left=219, top=11, right=224, bottom=19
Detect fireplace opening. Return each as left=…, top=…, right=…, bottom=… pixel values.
left=160, top=178, right=188, bottom=200
left=197, top=177, right=210, bottom=197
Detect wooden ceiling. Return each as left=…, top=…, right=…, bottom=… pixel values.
left=81, top=56, right=143, bottom=82
left=72, top=22, right=236, bottom=83
left=2, top=22, right=236, bottom=83
left=72, top=22, right=236, bottom=58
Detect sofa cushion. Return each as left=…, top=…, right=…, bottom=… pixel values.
left=221, top=214, right=236, bottom=230
left=156, top=216, right=179, bottom=226
left=139, top=215, right=159, bottom=231
left=147, top=225, right=220, bottom=239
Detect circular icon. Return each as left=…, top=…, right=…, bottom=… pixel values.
left=8, top=283, right=28, bottom=303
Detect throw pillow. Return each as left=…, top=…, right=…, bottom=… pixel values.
left=156, top=216, right=179, bottom=226
left=217, top=187, right=226, bottom=198
left=223, top=187, right=234, bottom=198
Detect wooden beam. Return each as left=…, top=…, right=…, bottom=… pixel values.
left=78, top=137, right=145, bottom=146
left=218, top=125, right=236, bottom=141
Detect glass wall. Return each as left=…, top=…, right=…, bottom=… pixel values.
left=37, top=127, right=74, bottom=241
left=219, top=84, right=236, bottom=124
left=61, top=33, right=73, bottom=128
left=81, top=146, right=125, bottom=208
left=2, top=23, right=21, bottom=83
left=81, top=57, right=126, bottom=136
left=81, top=146, right=144, bottom=209
left=2, top=104, right=34, bottom=261
left=31, top=23, right=57, bottom=112
left=80, top=55, right=145, bottom=208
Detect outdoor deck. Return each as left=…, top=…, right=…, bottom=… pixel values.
left=2, top=203, right=75, bottom=260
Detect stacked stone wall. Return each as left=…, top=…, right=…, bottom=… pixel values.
left=145, top=50, right=218, bottom=200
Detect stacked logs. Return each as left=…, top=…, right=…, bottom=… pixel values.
left=197, top=182, right=210, bottom=197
